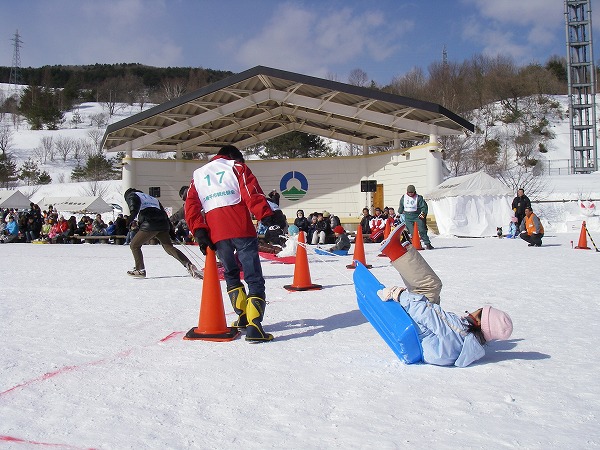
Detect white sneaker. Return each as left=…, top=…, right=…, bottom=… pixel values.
left=127, top=268, right=146, bottom=278
left=186, top=263, right=203, bottom=279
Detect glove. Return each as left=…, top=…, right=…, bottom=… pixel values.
left=261, top=212, right=281, bottom=228
left=261, top=214, right=276, bottom=228
left=380, top=286, right=405, bottom=302
left=418, top=213, right=425, bottom=220
left=193, top=228, right=216, bottom=255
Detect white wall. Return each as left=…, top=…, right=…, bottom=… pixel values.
left=122, top=142, right=442, bottom=225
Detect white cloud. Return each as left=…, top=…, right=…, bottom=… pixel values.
left=232, top=3, right=409, bottom=78
left=462, top=0, right=562, bottom=26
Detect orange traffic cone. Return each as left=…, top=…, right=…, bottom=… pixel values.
left=184, top=247, right=240, bottom=341
left=412, top=221, right=423, bottom=250
left=378, top=221, right=392, bottom=257
left=347, top=226, right=372, bottom=269
left=284, top=231, right=322, bottom=291
left=575, top=221, right=591, bottom=250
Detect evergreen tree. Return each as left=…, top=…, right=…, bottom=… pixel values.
left=250, top=132, right=336, bottom=159
left=18, top=86, right=65, bottom=130
left=71, top=163, right=87, bottom=182
left=18, top=158, right=41, bottom=185
left=71, top=153, right=120, bottom=182
left=0, top=153, right=18, bottom=188
left=37, top=171, right=52, bottom=184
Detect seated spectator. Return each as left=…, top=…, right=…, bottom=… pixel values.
left=48, top=216, right=69, bottom=244
left=124, top=220, right=139, bottom=245
left=91, top=214, right=107, bottom=237
left=327, top=211, right=341, bottom=229
left=25, top=216, right=36, bottom=243
left=106, top=221, right=116, bottom=235
left=369, top=207, right=386, bottom=243
left=65, top=216, right=78, bottom=243
left=114, top=213, right=128, bottom=245
left=0, top=215, right=19, bottom=243
left=174, top=218, right=192, bottom=243
left=39, top=218, right=52, bottom=241
left=359, top=207, right=372, bottom=239
left=387, top=207, right=400, bottom=228
left=294, top=210, right=309, bottom=234
left=307, top=215, right=318, bottom=244
left=326, top=225, right=351, bottom=255
left=277, top=225, right=301, bottom=258
left=311, top=212, right=333, bottom=245
left=505, top=216, right=519, bottom=239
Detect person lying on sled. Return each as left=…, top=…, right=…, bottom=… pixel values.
left=378, top=224, right=513, bottom=367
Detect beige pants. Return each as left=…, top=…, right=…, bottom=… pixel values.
left=391, top=245, right=442, bottom=304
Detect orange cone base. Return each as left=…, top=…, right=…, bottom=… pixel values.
left=575, top=246, right=591, bottom=250
left=347, top=262, right=372, bottom=269
left=284, top=283, right=322, bottom=291
left=183, top=326, right=240, bottom=342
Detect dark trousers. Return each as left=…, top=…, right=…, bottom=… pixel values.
left=216, top=237, right=266, bottom=299
left=519, top=232, right=543, bottom=246
left=130, top=229, right=191, bottom=270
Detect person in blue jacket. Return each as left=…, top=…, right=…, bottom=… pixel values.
left=379, top=224, right=513, bottom=367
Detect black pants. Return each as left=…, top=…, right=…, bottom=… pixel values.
left=519, top=232, right=543, bottom=246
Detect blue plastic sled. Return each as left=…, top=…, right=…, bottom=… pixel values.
left=353, top=262, right=423, bottom=364
left=314, top=248, right=349, bottom=256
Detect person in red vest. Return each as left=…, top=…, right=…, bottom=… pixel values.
left=185, top=145, right=277, bottom=342
left=519, top=206, right=544, bottom=247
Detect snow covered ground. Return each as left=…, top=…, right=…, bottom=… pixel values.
left=1, top=233, right=599, bottom=449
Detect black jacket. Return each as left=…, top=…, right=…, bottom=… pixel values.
left=512, top=195, right=531, bottom=217
left=125, top=189, right=170, bottom=232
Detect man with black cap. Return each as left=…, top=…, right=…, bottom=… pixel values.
left=185, top=145, right=277, bottom=342
left=398, top=184, right=433, bottom=249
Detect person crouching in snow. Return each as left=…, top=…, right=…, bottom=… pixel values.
left=326, top=225, right=351, bottom=255
left=378, top=223, right=513, bottom=366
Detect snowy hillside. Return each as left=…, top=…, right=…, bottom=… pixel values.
left=1, top=83, right=599, bottom=231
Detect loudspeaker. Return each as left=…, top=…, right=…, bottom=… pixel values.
left=361, top=180, right=377, bottom=192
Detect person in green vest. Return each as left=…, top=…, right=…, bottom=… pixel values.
left=398, top=184, right=433, bottom=250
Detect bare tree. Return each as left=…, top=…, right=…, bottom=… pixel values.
left=89, top=113, right=108, bottom=128
left=55, top=136, right=75, bottom=162
left=20, top=185, right=41, bottom=199
left=33, top=136, right=54, bottom=164
left=161, top=78, right=187, bottom=101
left=388, top=67, right=427, bottom=99
left=87, top=129, right=104, bottom=152
left=348, top=68, right=369, bottom=87
left=0, top=125, right=13, bottom=156
left=498, top=164, right=551, bottom=201
left=80, top=180, right=110, bottom=197
left=98, top=77, right=127, bottom=117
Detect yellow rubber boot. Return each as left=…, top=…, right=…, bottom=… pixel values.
left=245, top=296, right=274, bottom=342
left=227, top=285, right=248, bottom=328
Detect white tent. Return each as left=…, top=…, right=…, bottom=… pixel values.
left=0, top=190, right=31, bottom=209
left=427, top=171, right=513, bottom=237
left=38, top=196, right=113, bottom=214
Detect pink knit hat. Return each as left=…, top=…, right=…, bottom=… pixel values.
left=481, top=306, right=513, bottom=341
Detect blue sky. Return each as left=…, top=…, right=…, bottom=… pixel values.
left=1, top=0, right=594, bottom=86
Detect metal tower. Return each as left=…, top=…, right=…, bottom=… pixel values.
left=8, top=29, right=23, bottom=94
left=564, top=0, right=598, bottom=173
